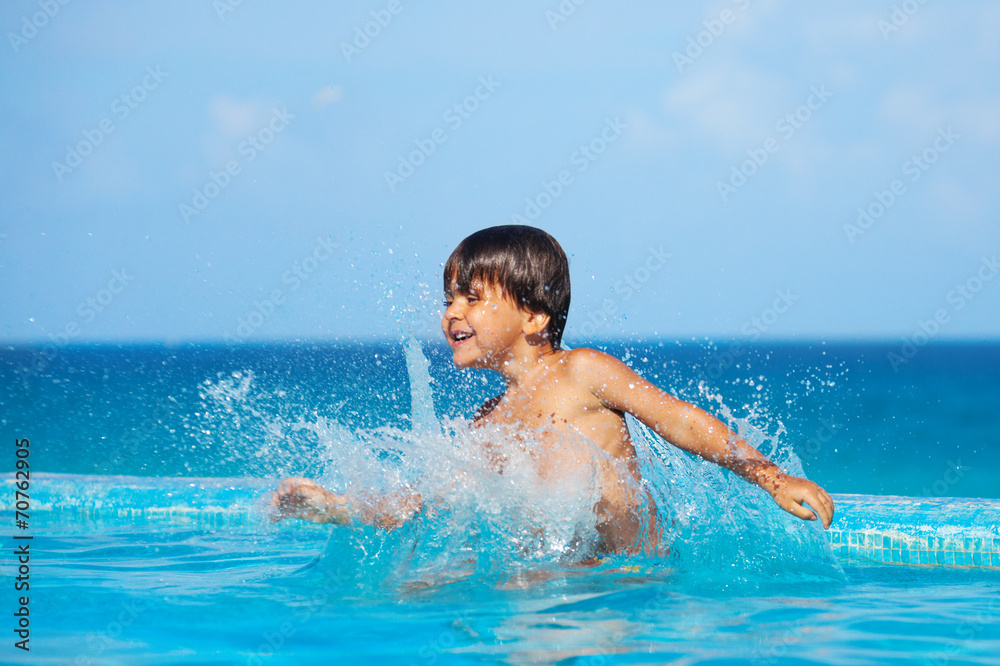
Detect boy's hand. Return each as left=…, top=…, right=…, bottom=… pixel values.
left=355, top=491, right=423, bottom=530
left=271, top=477, right=349, bottom=525
left=766, top=473, right=835, bottom=529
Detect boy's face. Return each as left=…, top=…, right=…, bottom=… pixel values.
left=442, top=275, right=533, bottom=370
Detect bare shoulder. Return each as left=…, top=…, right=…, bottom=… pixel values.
left=557, top=347, right=673, bottom=415
left=558, top=347, right=636, bottom=384
left=473, top=393, right=503, bottom=423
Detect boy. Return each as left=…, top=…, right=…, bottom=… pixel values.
left=272, top=226, right=834, bottom=555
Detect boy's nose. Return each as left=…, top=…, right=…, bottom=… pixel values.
left=442, top=301, right=461, bottom=321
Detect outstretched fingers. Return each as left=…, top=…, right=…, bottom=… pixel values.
left=811, top=486, right=835, bottom=529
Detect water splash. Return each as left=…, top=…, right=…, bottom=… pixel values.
left=403, top=335, right=439, bottom=435
left=190, top=341, right=841, bottom=590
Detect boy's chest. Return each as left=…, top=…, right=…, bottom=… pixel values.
left=478, top=384, right=628, bottom=454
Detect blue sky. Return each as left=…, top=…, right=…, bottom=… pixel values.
left=2, top=0, right=998, bottom=345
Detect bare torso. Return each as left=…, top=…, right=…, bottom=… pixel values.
left=472, top=349, right=659, bottom=554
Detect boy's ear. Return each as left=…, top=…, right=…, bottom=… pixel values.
left=523, top=311, right=551, bottom=337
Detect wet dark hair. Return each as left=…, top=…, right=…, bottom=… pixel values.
left=444, top=225, right=571, bottom=348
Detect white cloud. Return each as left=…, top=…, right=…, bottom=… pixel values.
left=209, top=96, right=269, bottom=139
left=203, top=96, right=273, bottom=165
left=312, top=85, right=343, bottom=109
left=880, top=85, right=1000, bottom=143
left=662, top=64, right=788, bottom=152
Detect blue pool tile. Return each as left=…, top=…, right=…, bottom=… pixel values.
left=875, top=549, right=884, bottom=562
left=919, top=551, right=929, bottom=564
left=901, top=550, right=910, bottom=564
left=973, top=553, right=982, bottom=566
left=892, top=550, right=901, bottom=563
left=936, top=551, right=945, bottom=565
left=945, top=552, right=955, bottom=565
left=991, top=553, right=999, bottom=567
left=830, top=531, right=841, bottom=545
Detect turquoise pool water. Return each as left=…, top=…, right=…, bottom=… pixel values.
left=3, top=341, right=999, bottom=664
left=12, top=475, right=1000, bottom=664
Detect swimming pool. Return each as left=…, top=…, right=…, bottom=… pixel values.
left=3, top=341, right=999, bottom=664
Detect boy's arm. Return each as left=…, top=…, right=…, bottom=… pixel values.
left=271, top=477, right=422, bottom=530
left=569, top=349, right=835, bottom=528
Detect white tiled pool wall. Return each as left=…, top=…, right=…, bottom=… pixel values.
left=828, top=529, right=1000, bottom=567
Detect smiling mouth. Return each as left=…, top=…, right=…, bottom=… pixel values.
left=451, top=330, right=474, bottom=344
